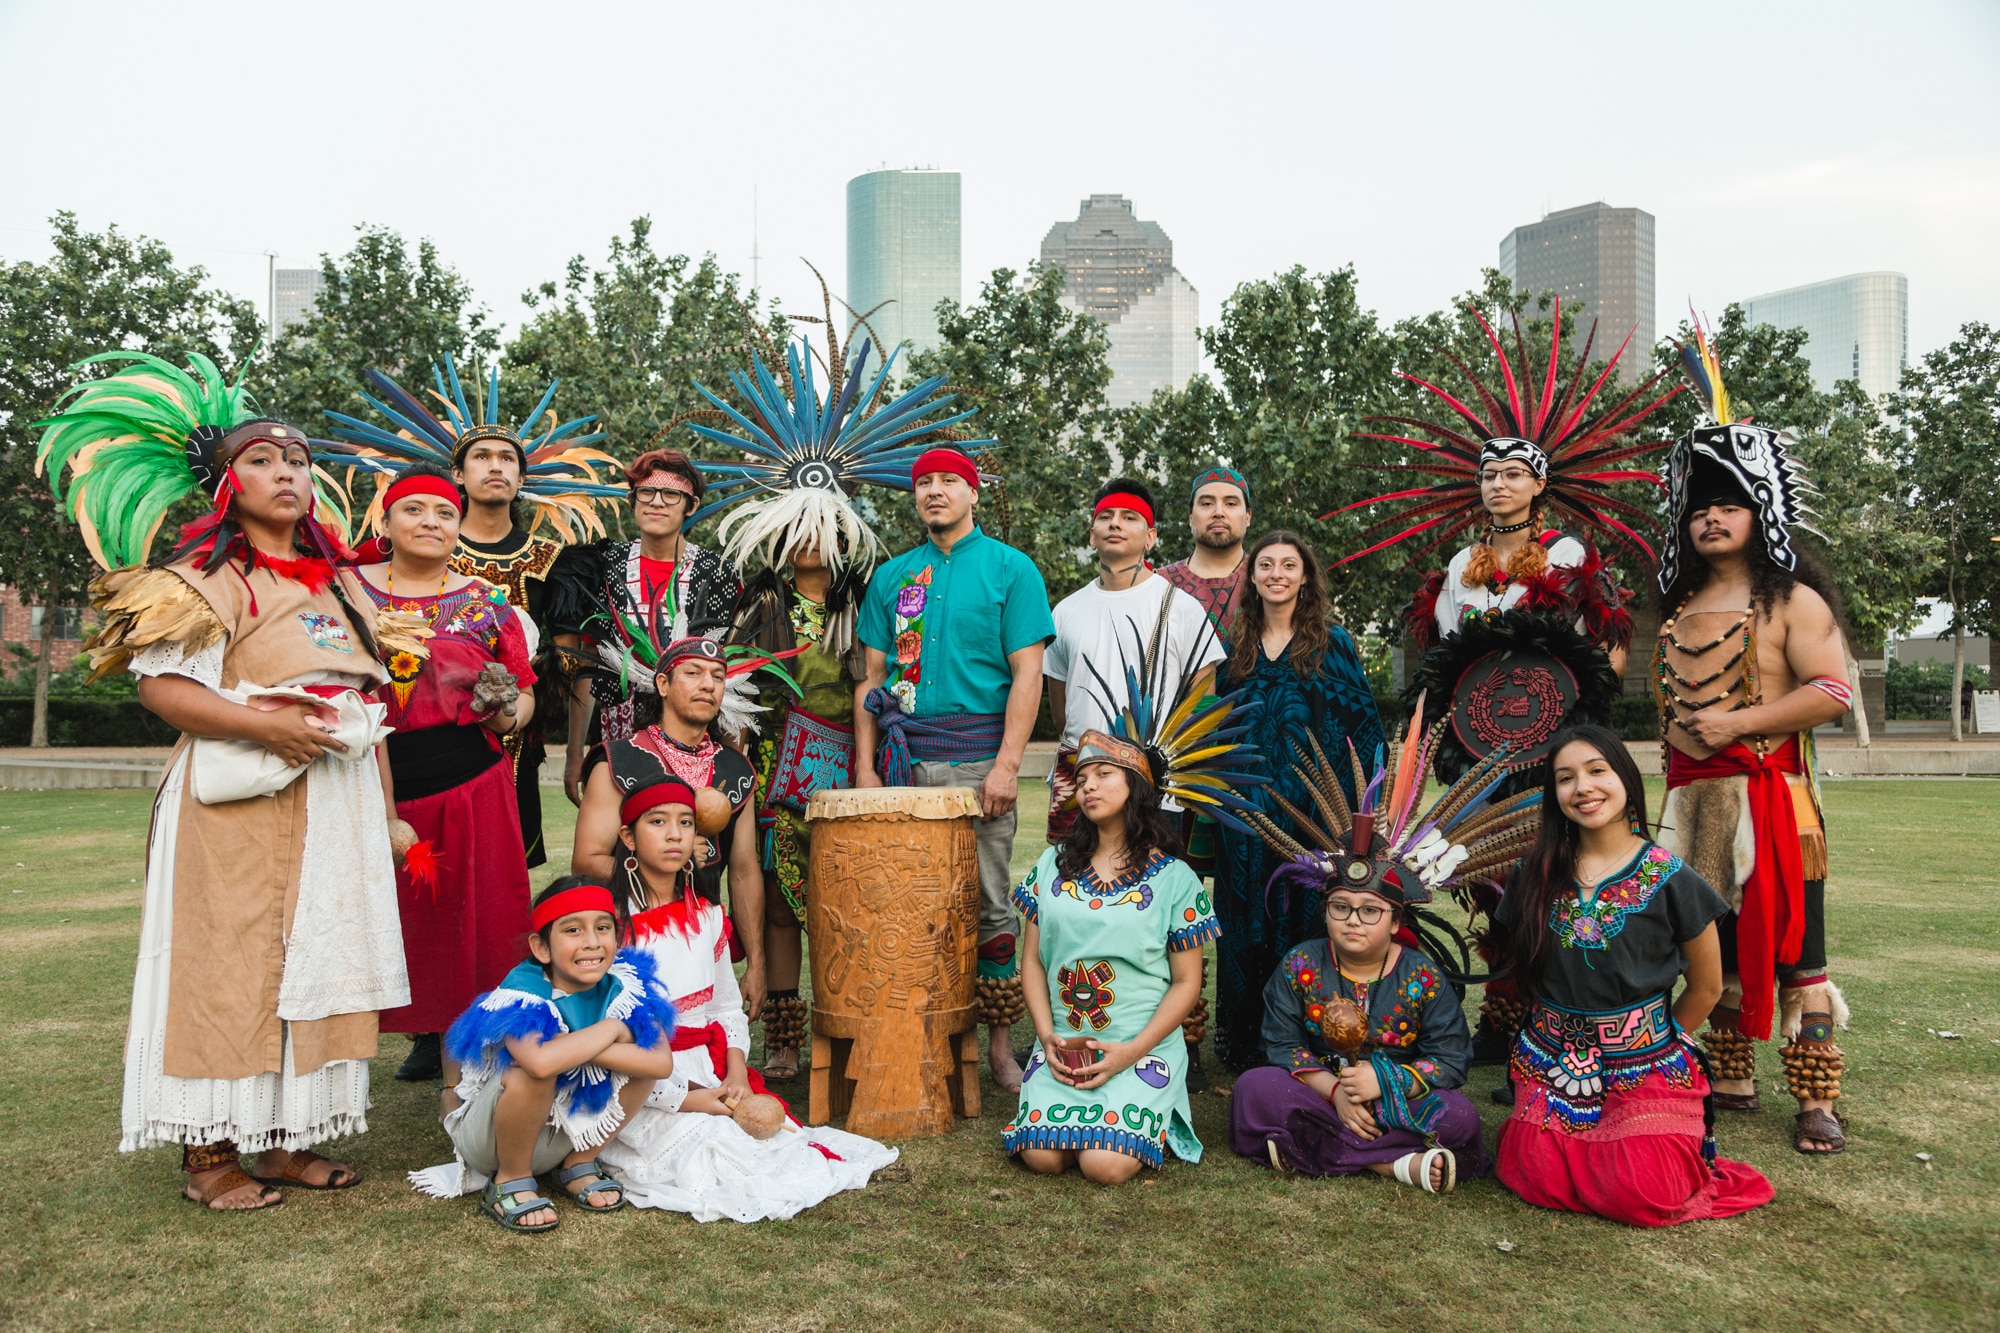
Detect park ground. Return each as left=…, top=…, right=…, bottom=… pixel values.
left=1, top=779, right=1995, bottom=1332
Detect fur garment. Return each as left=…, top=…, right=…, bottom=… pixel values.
left=1656, top=777, right=1754, bottom=912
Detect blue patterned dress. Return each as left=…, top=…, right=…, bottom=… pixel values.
left=1211, top=628, right=1384, bottom=1071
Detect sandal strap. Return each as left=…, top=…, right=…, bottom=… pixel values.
left=489, top=1178, right=555, bottom=1218
left=558, top=1161, right=615, bottom=1187
left=193, top=1164, right=280, bottom=1206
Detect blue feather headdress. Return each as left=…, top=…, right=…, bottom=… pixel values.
left=314, top=355, right=626, bottom=541
left=682, top=336, right=993, bottom=576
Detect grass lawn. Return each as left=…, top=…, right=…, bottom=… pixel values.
left=1, top=779, right=1996, bottom=1332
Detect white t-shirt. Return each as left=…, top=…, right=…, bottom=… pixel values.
left=1433, top=534, right=1586, bottom=640
left=1044, top=575, right=1226, bottom=747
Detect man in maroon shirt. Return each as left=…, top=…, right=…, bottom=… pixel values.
left=1158, top=463, right=1252, bottom=639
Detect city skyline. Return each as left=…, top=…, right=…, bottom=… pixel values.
left=3, top=3, right=1993, bottom=368
left=844, top=169, right=961, bottom=365
left=1499, top=203, right=1655, bottom=385
left=1040, top=194, right=1200, bottom=408
left=1740, top=272, right=1909, bottom=398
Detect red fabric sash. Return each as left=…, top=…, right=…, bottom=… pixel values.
left=1665, top=737, right=1805, bottom=1039
left=667, top=1022, right=793, bottom=1119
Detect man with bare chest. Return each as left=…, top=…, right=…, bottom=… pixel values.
left=1652, top=396, right=1854, bottom=1155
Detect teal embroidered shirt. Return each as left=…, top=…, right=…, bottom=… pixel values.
left=858, top=526, right=1054, bottom=719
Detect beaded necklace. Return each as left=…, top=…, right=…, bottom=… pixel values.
left=1654, top=604, right=1764, bottom=754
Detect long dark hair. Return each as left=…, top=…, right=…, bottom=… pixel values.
left=1225, top=529, right=1331, bottom=683
left=1055, top=765, right=1183, bottom=880
left=1504, top=724, right=1651, bottom=1000
left=1661, top=522, right=1846, bottom=623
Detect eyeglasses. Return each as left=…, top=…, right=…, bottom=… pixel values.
left=1326, top=901, right=1388, bottom=924
left=632, top=486, right=687, bottom=507
left=1479, top=468, right=1536, bottom=485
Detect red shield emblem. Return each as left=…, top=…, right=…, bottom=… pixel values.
left=1449, top=649, right=1580, bottom=765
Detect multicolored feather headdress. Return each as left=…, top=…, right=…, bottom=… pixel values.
left=35, top=350, right=354, bottom=570
left=680, top=335, right=993, bottom=573
left=1332, top=300, right=1683, bottom=567
left=315, top=355, right=625, bottom=541
left=1073, top=616, right=1268, bottom=831
left=590, top=589, right=805, bottom=738
left=1250, top=695, right=1542, bottom=979
left=1658, top=314, right=1820, bottom=591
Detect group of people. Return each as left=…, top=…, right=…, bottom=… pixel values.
left=39, top=306, right=1853, bottom=1233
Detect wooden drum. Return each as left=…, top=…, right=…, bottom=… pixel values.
left=804, top=786, right=983, bottom=1138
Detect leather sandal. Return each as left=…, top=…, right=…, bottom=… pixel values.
left=1795, top=1107, right=1847, bottom=1155
left=249, top=1149, right=360, bottom=1190
left=1713, top=1091, right=1762, bottom=1113
left=183, top=1164, right=282, bottom=1211
left=763, top=1047, right=801, bottom=1080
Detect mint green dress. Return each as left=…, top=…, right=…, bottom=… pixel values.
left=1002, top=847, right=1220, bottom=1167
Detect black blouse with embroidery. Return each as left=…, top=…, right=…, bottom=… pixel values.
left=1495, top=841, right=1728, bottom=1013
left=1258, top=937, right=1473, bottom=1089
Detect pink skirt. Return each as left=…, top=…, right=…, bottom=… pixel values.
left=1497, top=1069, right=1774, bottom=1227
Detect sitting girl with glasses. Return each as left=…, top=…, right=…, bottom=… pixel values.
left=1228, top=856, right=1487, bottom=1193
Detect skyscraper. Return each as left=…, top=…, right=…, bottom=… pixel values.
left=273, top=267, right=326, bottom=332
left=1040, top=194, right=1200, bottom=409
left=845, top=169, right=961, bottom=366
left=1498, top=202, right=1655, bottom=383
left=1740, top=272, right=1908, bottom=397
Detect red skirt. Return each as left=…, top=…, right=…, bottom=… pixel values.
left=1497, top=1070, right=1774, bottom=1227
left=378, top=758, right=532, bottom=1034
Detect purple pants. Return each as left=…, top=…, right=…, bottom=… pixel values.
left=1228, top=1066, right=1491, bottom=1178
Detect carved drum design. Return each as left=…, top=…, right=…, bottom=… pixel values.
left=804, top=786, right=983, bottom=1138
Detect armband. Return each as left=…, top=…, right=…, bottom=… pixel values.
left=1806, top=676, right=1853, bottom=711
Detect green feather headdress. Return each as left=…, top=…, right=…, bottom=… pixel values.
left=34, top=350, right=352, bottom=570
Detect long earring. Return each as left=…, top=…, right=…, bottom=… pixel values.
left=624, top=854, right=640, bottom=875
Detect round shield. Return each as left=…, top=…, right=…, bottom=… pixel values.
left=1448, top=648, right=1581, bottom=766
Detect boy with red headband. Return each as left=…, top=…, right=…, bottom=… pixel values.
left=415, top=876, right=678, bottom=1232
left=853, top=445, right=1055, bottom=1092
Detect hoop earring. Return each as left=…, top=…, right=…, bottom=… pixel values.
left=624, top=854, right=640, bottom=875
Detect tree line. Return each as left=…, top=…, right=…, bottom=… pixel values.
left=2, top=212, right=1994, bottom=744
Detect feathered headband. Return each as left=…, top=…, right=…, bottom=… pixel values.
left=676, top=336, right=993, bottom=574
left=1332, top=300, right=1682, bottom=568
left=1659, top=314, right=1820, bottom=591
left=35, top=350, right=354, bottom=570
left=315, top=355, right=626, bottom=541
left=1073, top=615, right=1268, bottom=831
left=589, top=581, right=805, bottom=739
left=1249, top=695, right=1541, bottom=916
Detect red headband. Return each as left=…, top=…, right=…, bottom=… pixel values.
left=912, top=449, right=979, bottom=490
left=382, top=474, right=463, bottom=515
left=619, top=778, right=698, bottom=829
left=531, top=883, right=617, bottom=933
left=1094, top=491, right=1155, bottom=527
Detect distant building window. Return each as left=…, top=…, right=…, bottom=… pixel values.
left=29, top=606, right=83, bottom=640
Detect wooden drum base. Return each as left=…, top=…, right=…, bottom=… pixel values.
left=808, top=1019, right=982, bottom=1138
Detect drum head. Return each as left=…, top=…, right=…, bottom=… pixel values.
left=1448, top=648, right=1581, bottom=767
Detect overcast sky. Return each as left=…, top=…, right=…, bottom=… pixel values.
left=4, top=0, right=1995, bottom=363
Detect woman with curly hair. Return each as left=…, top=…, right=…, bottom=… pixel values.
left=1210, top=531, right=1383, bottom=1074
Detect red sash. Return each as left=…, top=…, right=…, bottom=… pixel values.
left=1666, top=737, right=1805, bottom=1040
left=667, top=1021, right=790, bottom=1115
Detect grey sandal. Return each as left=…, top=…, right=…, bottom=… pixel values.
left=479, top=1176, right=559, bottom=1233
left=557, top=1160, right=626, bottom=1213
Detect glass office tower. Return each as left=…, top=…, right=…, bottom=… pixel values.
left=1499, top=202, right=1656, bottom=384
left=1741, top=272, right=1909, bottom=397
left=845, top=169, right=961, bottom=367
left=1039, top=194, right=1200, bottom=409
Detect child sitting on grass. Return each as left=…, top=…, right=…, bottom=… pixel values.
left=410, top=876, right=678, bottom=1233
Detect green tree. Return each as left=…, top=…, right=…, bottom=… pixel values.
left=0, top=214, right=258, bottom=744
left=260, top=224, right=499, bottom=458
left=1892, top=321, right=2000, bottom=741
left=903, top=264, right=1115, bottom=598
left=504, top=218, right=784, bottom=475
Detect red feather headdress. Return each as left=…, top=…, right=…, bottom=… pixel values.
left=1329, top=300, right=1683, bottom=568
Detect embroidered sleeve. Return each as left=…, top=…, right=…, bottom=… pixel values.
left=645, top=1068, right=691, bottom=1114
left=1162, top=862, right=1221, bottom=952
left=1011, top=854, right=1048, bottom=923
left=492, top=602, right=538, bottom=688
left=85, top=566, right=226, bottom=684
left=1261, top=949, right=1325, bottom=1072
left=1410, top=959, right=1474, bottom=1089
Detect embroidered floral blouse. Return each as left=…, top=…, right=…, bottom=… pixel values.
left=1494, top=841, right=1728, bottom=1013
left=1259, top=937, right=1472, bottom=1093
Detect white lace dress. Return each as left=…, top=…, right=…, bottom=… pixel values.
left=596, top=893, right=897, bottom=1222
left=119, top=637, right=402, bottom=1153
